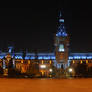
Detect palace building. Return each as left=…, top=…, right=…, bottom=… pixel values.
left=0, top=12, right=92, bottom=77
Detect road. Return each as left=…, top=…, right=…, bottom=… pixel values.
left=0, top=78, right=92, bottom=92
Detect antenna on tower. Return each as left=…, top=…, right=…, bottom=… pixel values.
left=59, top=11, right=62, bottom=17
left=59, top=11, right=64, bottom=23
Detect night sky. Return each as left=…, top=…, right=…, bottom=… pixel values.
left=0, top=1, right=92, bottom=53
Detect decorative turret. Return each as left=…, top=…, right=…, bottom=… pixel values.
left=54, top=11, right=69, bottom=69
left=8, top=46, right=14, bottom=53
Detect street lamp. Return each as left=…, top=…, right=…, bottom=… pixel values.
left=68, top=68, right=73, bottom=73
left=49, top=69, right=53, bottom=72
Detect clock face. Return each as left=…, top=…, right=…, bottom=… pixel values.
left=58, top=44, right=64, bottom=52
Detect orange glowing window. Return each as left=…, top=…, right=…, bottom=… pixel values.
left=42, top=60, right=44, bottom=64
left=86, top=60, right=88, bottom=64
left=21, top=60, right=23, bottom=63
left=73, top=60, right=75, bottom=64
left=80, top=60, right=82, bottom=64
left=49, top=60, right=52, bottom=64
left=28, top=60, right=30, bottom=64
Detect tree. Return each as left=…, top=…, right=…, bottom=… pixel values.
left=0, top=66, right=3, bottom=75
left=75, top=62, right=88, bottom=77
left=88, top=67, right=92, bottom=77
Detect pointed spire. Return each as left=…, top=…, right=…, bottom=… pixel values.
left=56, top=11, right=67, bottom=37
left=59, top=11, right=64, bottom=23
left=59, top=11, right=62, bottom=17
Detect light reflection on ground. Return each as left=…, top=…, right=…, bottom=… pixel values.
left=0, top=78, right=92, bottom=92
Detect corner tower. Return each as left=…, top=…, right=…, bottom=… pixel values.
left=54, top=11, right=69, bottom=69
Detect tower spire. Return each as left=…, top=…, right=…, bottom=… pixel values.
left=59, top=11, right=62, bottom=17
left=56, top=11, right=67, bottom=37
left=59, top=11, right=64, bottom=23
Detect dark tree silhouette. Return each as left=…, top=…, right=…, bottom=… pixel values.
left=75, top=62, right=88, bottom=77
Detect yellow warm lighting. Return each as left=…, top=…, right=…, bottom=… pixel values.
left=49, top=60, right=52, bottom=64
left=81, top=60, right=82, bottom=64
left=49, top=69, right=53, bottom=72
left=21, top=60, right=23, bottom=64
left=73, top=60, right=75, bottom=64
left=42, top=60, right=44, bottom=64
left=68, top=68, right=73, bottom=72
left=40, top=65, right=46, bottom=69
left=86, top=60, right=88, bottom=64
left=28, top=60, right=30, bottom=64
left=41, top=71, right=44, bottom=76
left=50, top=75, right=52, bottom=78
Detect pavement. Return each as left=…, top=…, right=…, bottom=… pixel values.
left=0, top=78, right=92, bottom=92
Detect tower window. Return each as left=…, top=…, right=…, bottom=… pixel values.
left=58, top=44, right=64, bottom=52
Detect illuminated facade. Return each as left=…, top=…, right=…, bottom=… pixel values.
left=54, top=11, right=69, bottom=69
left=0, top=12, right=92, bottom=77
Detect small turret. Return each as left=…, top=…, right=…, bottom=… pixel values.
left=8, top=46, right=14, bottom=53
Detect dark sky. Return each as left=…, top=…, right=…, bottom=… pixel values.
left=0, top=1, right=92, bottom=52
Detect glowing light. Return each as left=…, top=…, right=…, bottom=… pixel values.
left=59, top=19, right=64, bottom=23
left=38, top=56, right=43, bottom=59
left=28, top=60, right=30, bottom=64
left=49, top=60, right=52, bottom=64
left=81, top=60, right=83, bottom=64
left=49, top=69, right=53, bottom=72
left=41, top=71, right=44, bottom=76
left=40, top=65, right=46, bottom=69
left=51, top=56, right=55, bottom=59
left=59, top=44, right=64, bottom=52
left=73, top=60, right=75, bottom=64
left=8, top=46, right=13, bottom=53
left=69, top=56, right=73, bottom=59
left=81, top=56, right=86, bottom=59
left=21, top=60, right=23, bottom=63
left=42, top=60, right=44, bottom=64
left=87, top=56, right=92, bottom=59
left=25, top=56, right=30, bottom=60
left=56, top=24, right=67, bottom=37
left=0, top=56, right=4, bottom=59
left=30, top=56, right=35, bottom=59
left=74, top=56, right=81, bottom=59
left=68, top=68, right=73, bottom=72
left=86, top=60, right=88, bottom=64
left=43, top=56, right=50, bottom=59
left=15, top=56, right=23, bottom=59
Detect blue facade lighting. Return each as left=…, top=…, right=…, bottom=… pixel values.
left=38, top=56, right=43, bottom=60
left=51, top=56, right=56, bottom=59
left=69, top=55, right=92, bottom=60
left=69, top=56, right=73, bottom=60
left=43, top=56, right=50, bottom=60
left=81, top=56, right=86, bottom=59
left=30, top=56, right=35, bottom=59
left=25, top=56, right=30, bottom=60
left=74, top=56, right=81, bottom=59
left=15, top=56, right=18, bottom=59
left=0, top=56, right=4, bottom=59
left=19, top=56, right=22, bottom=59
left=15, top=56, right=23, bottom=59
left=87, top=56, right=92, bottom=59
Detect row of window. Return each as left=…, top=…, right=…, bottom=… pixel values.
left=69, top=56, right=92, bottom=60
left=0, top=56, right=56, bottom=60
left=71, top=60, right=92, bottom=64
left=15, top=60, right=52, bottom=64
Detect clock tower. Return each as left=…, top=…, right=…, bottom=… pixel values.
left=54, top=11, right=69, bottom=69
